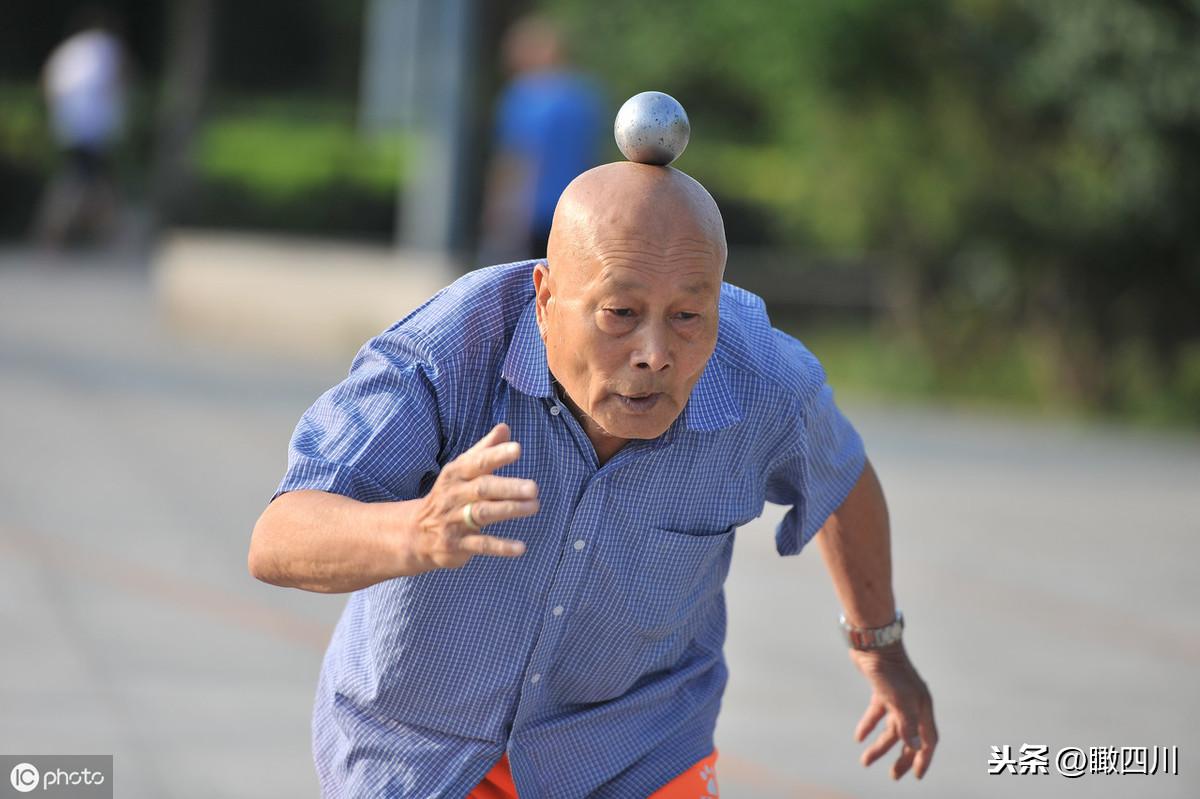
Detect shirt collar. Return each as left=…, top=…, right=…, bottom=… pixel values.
left=684, top=343, right=742, bottom=432
left=501, top=296, right=742, bottom=433
left=501, top=297, right=554, bottom=399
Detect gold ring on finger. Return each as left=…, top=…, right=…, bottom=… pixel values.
left=462, top=502, right=481, bottom=531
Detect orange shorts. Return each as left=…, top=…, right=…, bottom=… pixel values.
left=468, top=748, right=719, bottom=798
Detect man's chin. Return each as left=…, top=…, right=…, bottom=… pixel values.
left=596, top=410, right=677, bottom=441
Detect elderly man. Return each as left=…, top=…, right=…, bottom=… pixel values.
left=249, top=162, right=937, bottom=797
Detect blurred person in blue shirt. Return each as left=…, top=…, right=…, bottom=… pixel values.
left=480, top=16, right=604, bottom=262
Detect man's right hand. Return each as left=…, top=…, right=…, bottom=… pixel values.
left=411, top=422, right=539, bottom=571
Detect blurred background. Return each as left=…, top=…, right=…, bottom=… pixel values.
left=1, top=1, right=1197, bottom=798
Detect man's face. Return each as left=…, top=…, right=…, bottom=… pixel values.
left=534, top=238, right=722, bottom=448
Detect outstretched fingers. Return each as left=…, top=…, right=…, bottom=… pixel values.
left=458, top=533, right=527, bottom=558
left=465, top=475, right=539, bottom=503
left=455, top=430, right=522, bottom=481
left=912, top=705, right=939, bottom=779
left=463, top=498, right=540, bottom=529
left=855, top=700, right=887, bottom=743
left=890, top=726, right=919, bottom=780
left=861, top=721, right=899, bottom=767
left=864, top=704, right=932, bottom=780
left=418, top=422, right=541, bottom=566
left=471, top=422, right=510, bottom=451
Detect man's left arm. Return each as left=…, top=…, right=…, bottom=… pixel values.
left=764, top=329, right=938, bottom=780
left=815, top=457, right=939, bottom=781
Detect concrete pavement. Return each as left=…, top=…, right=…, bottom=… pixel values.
left=1, top=247, right=1196, bottom=798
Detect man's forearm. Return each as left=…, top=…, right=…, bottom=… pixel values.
left=248, top=490, right=422, bottom=594
left=250, top=426, right=538, bottom=594
left=814, top=457, right=897, bottom=629
left=817, top=456, right=938, bottom=779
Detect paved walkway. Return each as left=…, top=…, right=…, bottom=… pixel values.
left=1, top=250, right=1196, bottom=798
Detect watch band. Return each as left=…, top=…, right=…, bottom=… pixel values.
left=839, top=610, right=904, bottom=650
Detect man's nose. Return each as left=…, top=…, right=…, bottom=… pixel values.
left=632, top=323, right=672, bottom=371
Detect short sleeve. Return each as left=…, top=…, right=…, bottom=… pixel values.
left=273, top=331, right=445, bottom=504
left=765, top=376, right=866, bottom=557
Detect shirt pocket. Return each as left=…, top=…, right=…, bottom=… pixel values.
left=614, top=523, right=735, bottom=642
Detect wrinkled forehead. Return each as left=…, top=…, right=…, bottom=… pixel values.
left=551, top=226, right=724, bottom=299
left=588, top=249, right=722, bottom=301
left=588, top=232, right=721, bottom=280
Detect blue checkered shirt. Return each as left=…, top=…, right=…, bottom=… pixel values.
left=275, top=261, right=866, bottom=798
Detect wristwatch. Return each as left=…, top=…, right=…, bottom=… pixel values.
left=839, top=610, right=904, bottom=650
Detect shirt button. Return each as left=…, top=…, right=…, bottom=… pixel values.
left=530, top=673, right=541, bottom=684
left=550, top=405, right=561, bottom=416
left=573, top=539, right=586, bottom=551
left=552, top=605, right=564, bottom=616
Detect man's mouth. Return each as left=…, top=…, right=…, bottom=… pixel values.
left=615, top=392, right=661, bottom=412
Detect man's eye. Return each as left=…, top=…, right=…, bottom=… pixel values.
left=605, top=308, right=634, bottom=318
left=676, top=312, right=699, bottom=320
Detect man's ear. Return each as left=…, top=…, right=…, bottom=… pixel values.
left=533, top=261, right=552, bottom=336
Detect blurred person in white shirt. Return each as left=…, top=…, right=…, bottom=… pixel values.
left=34, top=7, right=129, bottom=250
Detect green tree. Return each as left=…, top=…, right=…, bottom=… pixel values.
left=541, top=0, right=1200, bottom=421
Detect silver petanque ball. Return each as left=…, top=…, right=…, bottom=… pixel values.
left=614, top=91, right=690, bottom=166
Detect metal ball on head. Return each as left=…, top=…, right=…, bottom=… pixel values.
left=613, top=91, right=690, bottom=166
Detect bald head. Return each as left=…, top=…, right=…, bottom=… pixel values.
left=547, top=162, right=727, bottom=282
left=533, top=162, right=726, bottom=462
